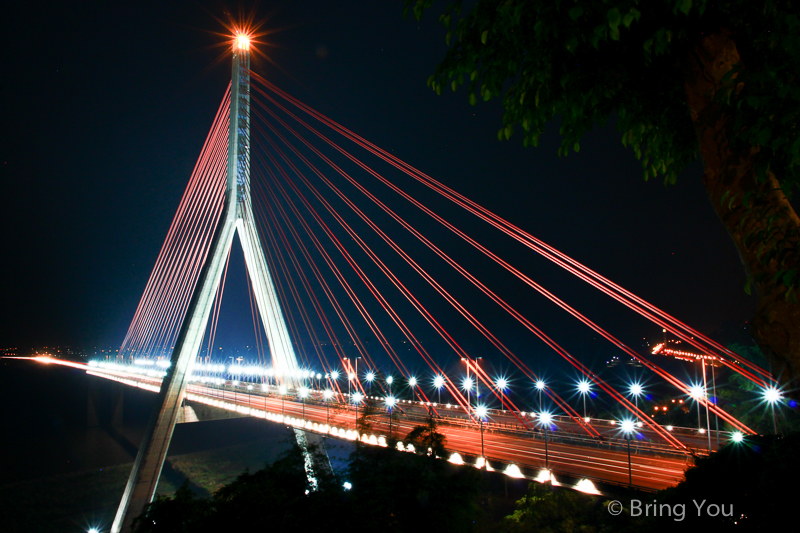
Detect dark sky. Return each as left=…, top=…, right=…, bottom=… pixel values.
left=2, top=1, right=756, bottom=379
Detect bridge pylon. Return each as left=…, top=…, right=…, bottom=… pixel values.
left=112, top=35, right=302, bottom=533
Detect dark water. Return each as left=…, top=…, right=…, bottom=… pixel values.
left=0, top=359, right=297, bottom=485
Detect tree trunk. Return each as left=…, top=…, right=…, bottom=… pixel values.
left=684, top=31, right=800, bottom=387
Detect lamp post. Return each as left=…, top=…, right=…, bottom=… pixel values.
left=629, top=383, right=643, bottom=420
left=496, top=378, right=508, bottom=410
left=701, top=360, right=713, bottom=451
left=475, top=405, right=488, bottom=465
left=323, top=389, right=333, bottom=424
left=279, top=385, right=287, bottom=418
left=299, top=386, right=308, bottom=419
left=621, top=419, right=635, bottom=490
left=386, top=375, right=393, bottom=396
left=689, top=383, right=708, bottom=448
left=434, top=375, right=445, bottom=405
left=366, top=371, right=375, bottom=394
left=353, top=392, right=364, bottom=433
left=355, top=356, right=361, bottom=394
left=462, top=376, right=474, bottom=414
left=408, top=376, right=417, bottom=401
left=764, top=386, right=783, bottom=435
left=538, top=411, right=552, bottom=471
left=577, top=380, right=591, bottom=419
left=535, top=380, right=545, bottom=412
left=385, top=395, right=396, bottom=436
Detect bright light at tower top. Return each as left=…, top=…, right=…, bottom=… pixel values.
left=235, top=34, right=250, bottom=50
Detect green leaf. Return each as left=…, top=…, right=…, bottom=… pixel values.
left=569, top=6, right=583, bottom=21
left=451, top=80, right=458, bottom=92
left=481, top=30, right=489, bottom=44
left=720, top=190, right=730, bottom=208
left=757, top=128, right=772, bottom=146
left=676, top=0, right=692, bottom=16
left=446, top=31, right=452, bottom=46
left=497, top=128, right=504, bottom=141
left=744, top=277, right=753, bottom=296
left=504, top=123, right=513, bottom=140
left=607, top=8, right=622, bottom=30
left=623, top=13, right=635, bottom=29
left=427, top=75, right=435, bottom=88
left=469, top=92, right=477, bottom=106
left=574, top=142, right=580, bottom=153
left=610, top=26, right=620, bottom=41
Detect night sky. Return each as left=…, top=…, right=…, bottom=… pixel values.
left=2, top=1, right=756, bottom=379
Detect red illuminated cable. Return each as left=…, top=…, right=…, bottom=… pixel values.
left=252, top=193, right=329, bottom=375
left=253, top=97, right=752, bottom=434
left=254, top=145, right=478, bottom=414
left=119, top=89, right=230, bottom=356
left=250, top=74, right=773, bottom=388
left=121, top=99, right=229, bottom=357
left=253, top=108, right=692, bottom=446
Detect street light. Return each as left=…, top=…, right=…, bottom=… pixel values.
left=385, top=395, right=397, bottom=436
left=731, top=431, right=744, bottom=444
left=434, top=375, right=445, bottom=405
left=462, top=376, right=475, bottom=411
left=475, top=405, right=488, bottom=464
left=535, top=380, right=546, bottom=411
left=577, top=380, right=591, bottom=419
left=323, top=389, right=333, bottom=424
left=689, top=383, right=710, bottom=449
left=299, top=386, right=309, bottom=419
left=763, top=386, right=783, bottom=435
left=408, top=376, right=417, bottom=401
left=366, top=371, right=375, bottom=393
left=279, top=384, right=288, bottom=418
left=538, top=411, right=553, bottom=471
left=629, top=382, right=643, bottom=419
left=496, top=377, right=508, bottom=410
left=621, top=419, right=636, bottom=489
left=353, top=391, right=364, bottom=432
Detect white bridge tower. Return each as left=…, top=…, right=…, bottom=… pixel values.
left=112, top=35, right=303, bottom=533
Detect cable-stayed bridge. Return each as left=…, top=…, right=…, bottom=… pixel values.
left=45, top=33, right=778, bottom=532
